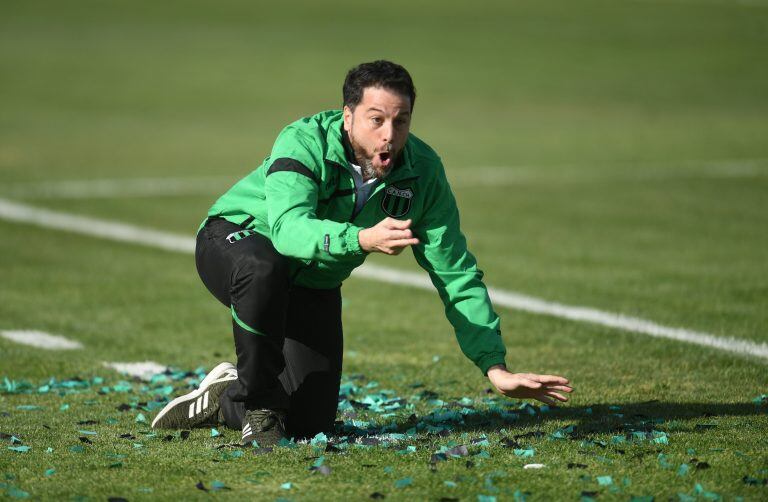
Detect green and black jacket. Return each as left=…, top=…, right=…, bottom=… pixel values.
left=204, top=110, right=506, bottom=374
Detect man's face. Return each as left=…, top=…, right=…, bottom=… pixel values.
left=343, top=86, right=412, bottom=179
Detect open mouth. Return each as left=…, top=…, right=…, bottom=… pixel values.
left=378, top=152, right=391, bottom=162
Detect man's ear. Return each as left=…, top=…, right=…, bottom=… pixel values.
left=343, top=105, right=352, bottom=132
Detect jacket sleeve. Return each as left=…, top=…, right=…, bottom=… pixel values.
left=263, top=130, right=365, bottom=261
left=411, top=162, right=507, bottom=375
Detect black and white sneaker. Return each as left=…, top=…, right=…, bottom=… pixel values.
left=241, top=408, right=288, bottom=447
left=151, top=362, right=237, bottom=429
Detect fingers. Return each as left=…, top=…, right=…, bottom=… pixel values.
left=387, top=238, right=420, bottom=249
left=545, top=391, right=569, bottom=402
left=385, top=218, right=412, bottom=230
left=546, top=385, right=574, bottom=393
left=520, top=374, right=570, bottom=388
left=389, top=228, right=414, bottom=240
left=518, top=377, right=542, bottom=390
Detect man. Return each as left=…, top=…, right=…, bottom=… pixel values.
left=152, top=60, right=573, bottom=446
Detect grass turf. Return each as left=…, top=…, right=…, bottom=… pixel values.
left=2, top=0, right=768, bottom=499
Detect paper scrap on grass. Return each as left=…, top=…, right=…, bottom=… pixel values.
left=395, top=477, right=413, bottom=488
left=597, top=476, right=613, bottom=486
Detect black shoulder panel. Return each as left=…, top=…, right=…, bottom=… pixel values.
left=267, top=158, right=319, bottom=184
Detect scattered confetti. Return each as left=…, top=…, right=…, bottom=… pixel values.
left=523, top=464, right=545, bottom=469
left=597, top=476, right=613, bottom=486
left=395, top=477, right=412, bottom=488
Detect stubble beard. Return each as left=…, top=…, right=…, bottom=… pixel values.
left=348, top=128, right=392, bottom=181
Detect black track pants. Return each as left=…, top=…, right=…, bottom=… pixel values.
left=195, top=218, right=343, bottom=439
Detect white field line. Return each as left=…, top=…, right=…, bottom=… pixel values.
left=103, top=361, right=168, bottom=381
left=3, top=176, right=234, bottom=199
left=3, top=158, right=766, bottom=199
left=1, top=197, right=767, bottom=361
left=0, top=197, right=193, bottom=254
left=0, top=330, right=83, bottom=350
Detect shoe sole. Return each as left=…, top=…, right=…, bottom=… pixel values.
left=151, top=364, right=237, bottom=429
left=198, top=361, right=236, bottom=388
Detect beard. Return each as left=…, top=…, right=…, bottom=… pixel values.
left=347, top=129, right=398, bottom=181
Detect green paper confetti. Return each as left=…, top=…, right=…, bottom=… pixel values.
left=211, top=480, right=228, bottom=491
left=69, top=445, right=84, bottom=453
left=513, top=490, right=530, bottom=502
left=310, top=432, right=328, bottom=446
left=280, top=482, right=292, bottom=490
left=6, top=486, right=30, bottom=499
left=678, top=463, right=690, bottom=476
left=210, top=428, right=220, bottom=437
left=59, top=404, right=69, bottom=411
left=44, top=468, right=55, bottom=477
left=514, top=448, right=535, bottom=457
left=7, top=446, right=31, bottom=453
left=597, top=476, right=613, bottom=486
left=395, top=477, right=413, bottom=488
left=135, top=413, right=147, bottom=423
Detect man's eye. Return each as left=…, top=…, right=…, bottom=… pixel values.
left=371, top=117, right=383, bottom=125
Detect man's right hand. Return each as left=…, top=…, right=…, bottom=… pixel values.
left=358, top=217, right=420, bottom=255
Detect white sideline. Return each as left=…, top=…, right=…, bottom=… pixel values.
left=1, top=197, right=767, bottom=361
left=103, top=361, right=168, bottom=381
left=0, top=330, right=83, bottom=350
left=2, top=158, right=765, bottom=199
left=3, top=176, right=233, bottom=200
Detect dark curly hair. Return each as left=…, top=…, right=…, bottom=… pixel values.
left=343, top=60, right=416, bottom=111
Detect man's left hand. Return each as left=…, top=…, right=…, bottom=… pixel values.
left=487, top=365, right=573, bottom=406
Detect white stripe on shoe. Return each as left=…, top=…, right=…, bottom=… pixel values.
left=203, top=391, right=209, bottom=410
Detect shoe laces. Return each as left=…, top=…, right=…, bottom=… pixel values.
left=245, top=409, right=286, bottom=432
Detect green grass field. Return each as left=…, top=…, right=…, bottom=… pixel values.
left=1, top=0, right=767, bottom=499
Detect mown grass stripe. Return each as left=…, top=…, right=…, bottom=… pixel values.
left=1, top=196, right=766, bottom=361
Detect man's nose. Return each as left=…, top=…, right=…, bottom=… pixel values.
left=379, top=121, right=394, bottom=142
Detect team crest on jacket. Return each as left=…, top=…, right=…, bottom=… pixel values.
left=381, top=186, right=413, bottom=218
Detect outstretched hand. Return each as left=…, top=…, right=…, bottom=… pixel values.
left=358, top=217, right=419, bottom=255
left=487, top=366, right=573, bottom=406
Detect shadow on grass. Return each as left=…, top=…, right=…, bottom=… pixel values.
left=380, top=400, right=767, bottom=438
